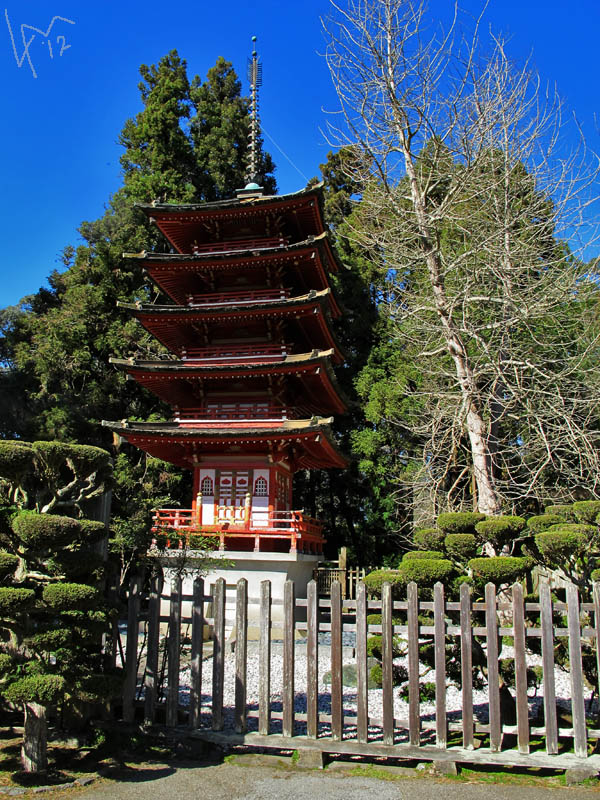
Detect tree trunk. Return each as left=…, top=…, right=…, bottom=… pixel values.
left=22, top=702, right=47, bottom=773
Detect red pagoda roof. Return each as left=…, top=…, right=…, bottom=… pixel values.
left=103, top=418, right=348, bottom=470
left=123, top=233, right=342, bottom=310
left=119, top=290, right=345, bottom=363
left=109, top=349, right=348, bottom=415
left=137, top=184, right=328, bottom=254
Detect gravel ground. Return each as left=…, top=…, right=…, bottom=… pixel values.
left=168, top=635, right=589, bottom=735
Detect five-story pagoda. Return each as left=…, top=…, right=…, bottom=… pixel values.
left=104, top=43, right=347, bottom=607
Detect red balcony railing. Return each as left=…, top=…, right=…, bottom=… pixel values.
left=190, top=236, right=288, bottom=256
left=180, top=343, right=289, bottom=363
left=173, top=403, right=314, bottom=424
left=187, top=288, right=289, bottom=307
left=150, top=508, right=324, bottom=554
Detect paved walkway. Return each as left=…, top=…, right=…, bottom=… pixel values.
left=50, top=761, right=600, bottom=800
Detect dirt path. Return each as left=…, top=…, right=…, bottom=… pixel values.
left=45, top=760, right=600, bottom=800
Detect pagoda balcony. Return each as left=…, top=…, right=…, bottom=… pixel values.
left=190, top=235, right=288, bottom=256
left=186, top=288, right=289, bottom=307
left=173, top=403, right=314, bottom=426
left=150, top=509, right=324, bottom=555
left=181, top=342, right=289, bottom=363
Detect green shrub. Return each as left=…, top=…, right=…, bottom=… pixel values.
left=366, top=635, right=405, bottom=660
left=402, top=550, right=445, bottom=562
left=0, top=587, right=35, bottom=614
left=397, top=558, right=454, bottom=586
left=468, top=556, right=528, bottom=585
left=544, top=505, right=577, bottom=522
left=413, top=528, right=445, bottom=550
left=0, top=441, right=35, bottom=482
left=25, top=629, right=72, bottom=652
left=46, top=550, right=105, bottom=579
left=526, top=514, right=564, bottom=533
left=546, top=523, right=596, bottom=539
left=573, top=501, right=600, bottom=524
left=71, top=672, right=123, bottom=703
left=436, top=512, right=486, bottom=533
left=444, top=534, right=477, bottom=561
left=366, top=613, right=403, bottom=627
left=535, top=531, right=587, bottom=563
left=370, top=663, right=383, bottom=688
left=42, top=583, right=99, bottom=611
left=0, top=653, right=13, bottom=674
left=5, top=674, right=65, bottom=705
left=77, top=520, right=107, bottom=543
left=475, top=516, right=526, bottom=546
left=0, top=551, right=18, bottom=581
left=65, top=444, right=111, bottom=476
left=12, top=513, right=80, bottom=549
left=363, top=570, right=404, bottom=598
left=592, top=569, right=600, bottom=582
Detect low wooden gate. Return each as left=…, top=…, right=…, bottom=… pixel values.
left=122, top=577, right=600, bottom=771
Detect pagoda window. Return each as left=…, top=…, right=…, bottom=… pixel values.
left=201, top=476, right=214, bottom=495
left=254, top=476, right=268, bottom=497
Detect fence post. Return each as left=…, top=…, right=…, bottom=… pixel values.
left=234, top=578, right=248, bottom=734
left=512, top=582, right=530, bottom=754
left=539, top=581, right=558, bottom=754
left=434, top=582, right=447, bottom=749
left=459, top=582, right=474, bottom=750
left=566, top=583, right=587, bottom=758
left=307, top=580, right=319, bottom=738
left=123, top=573, right=142, bottom=723
left=166, top=573, right=182, bottom=727
left=356, top=581, right=368, bottom=743
left=259, top=580, right=271, bottom=735
left=330, top=580, right=343, bottom=740
left=407, top=581, right=420, bottom=746
left=144, top=570, right=163, bottom=724
left=485, top=583, right=501, bottom=752
left=283, top=580, right=295, bottom=737
left=212, top=578, right=226, bottom=731
left=189, top=577, right=205, bottom=729
left=381, top=582, right=394, bottom=744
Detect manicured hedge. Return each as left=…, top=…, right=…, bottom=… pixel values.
left=42, top=582, right=99, bottom=611
left=436, top=512, right=486, bottom=533
left=0, top=551, right=19, bottom=581
left=544, top=505, right=577, bottom=522
left=0, top=587, right=35, bottom=614
left=526, top=514, right=564, bottom=533
left=413, top=528, right=445, bottom=550
left=397, top=558, right=454, bottom=586
left=573, top=501, right=600, bottom=524
left=5, top=674, right=65, bottom=705
left=0, top=441, right=35, bottom=482
left=444, top=533, right=477, bottom=561
left=535, top=531, right=587, bottom=562
left=402, top=550, right=445, bottom=561
left=468, top=556, right=528, bottom=585
left=363, top=570, right=404, bottom=598
left=475, top=516, right=526, bottom=542
left=12, top=513, right=80, bottom=549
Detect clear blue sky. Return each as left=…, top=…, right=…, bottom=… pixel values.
left=2, top=0, right=599, bottom=307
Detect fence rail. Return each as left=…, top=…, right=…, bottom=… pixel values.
left=122, top=577, right=600, bottom=771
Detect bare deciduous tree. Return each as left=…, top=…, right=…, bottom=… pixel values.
left=324, top=0, right=600, bottom=517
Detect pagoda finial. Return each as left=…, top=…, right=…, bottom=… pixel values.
left=245, top=35, right=262, bottom=188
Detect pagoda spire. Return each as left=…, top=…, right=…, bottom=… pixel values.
left=245, top=35, right=262, bottom=188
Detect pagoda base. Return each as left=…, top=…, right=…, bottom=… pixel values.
left=158, top=549, right=321, bottom=627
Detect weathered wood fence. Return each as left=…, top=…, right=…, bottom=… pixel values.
left=122, top=577, right=600, bottom=770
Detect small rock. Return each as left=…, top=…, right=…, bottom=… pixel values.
left=295, top=749, right=325, bottom=769
left=429, top=760, right=458, bottom=776
left=565, top=767, right=598, bottom=785
left=76, top=776, right=95, bottom=786
left=415, top=762, right=427, bottom=771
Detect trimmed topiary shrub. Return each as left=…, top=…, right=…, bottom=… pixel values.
left=444, top=534, right=477, bottom=561
left=573, top=501, right=600, bottom=525
left=397, top=558, right=454, bottom=586
left=5, top=674, right=65, bottom=705
left=436, top=512, right=486, bottom=533
left=42, top=582, right=98, bottom=611
left=363, top=570, right=404, bottom=598
left=413, top=528, right=445, bottom=550
left=402, top=550, right=445, bottom=562
left=0, top=441, right=35, bottom=482
left=76, top=520, right=107, bottom=543
left=526, top=514, right=564, bottom=534
left=475, top=516, right=526, bottom=541
left=592, top=568, right=600, bottom=582
left=535, top=531, right=587, bottom=563
left=12, top=513, right=80, bottom=549
left=544, top=505, right=577, bottom=522
left=0, top=587, right=35, bottom=614
left=0, top=551, right=19, bottom=581
left=546, top=523, right=596, bottom=538
left=468, top=556, right=528, bottom=585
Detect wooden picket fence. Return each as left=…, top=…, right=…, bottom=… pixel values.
left=122, top=576, right=600, bottom=770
